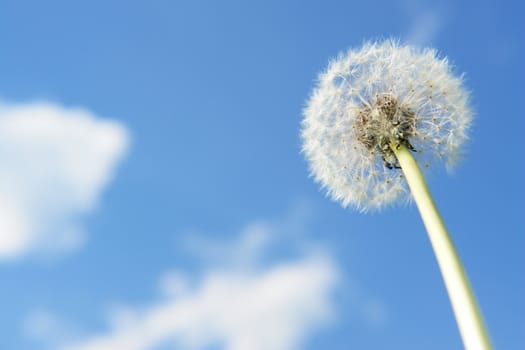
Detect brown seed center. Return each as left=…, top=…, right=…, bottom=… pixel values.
left=354, top=94, right=416, bottom=169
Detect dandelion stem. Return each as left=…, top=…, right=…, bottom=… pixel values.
left=390, top=143, right=492, bottom=350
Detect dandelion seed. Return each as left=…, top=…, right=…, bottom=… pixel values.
left=301, top=39, right=472, bottom=211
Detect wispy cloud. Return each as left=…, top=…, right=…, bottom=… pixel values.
left=402, top=0, right=448, bottom=46
left=405, top=11, right=442, bottom=46
left=23, top=309, right=87, bottom=347
left=0, top=101, right=129, bottom=261
left=26, top=205, right=340, bottom=350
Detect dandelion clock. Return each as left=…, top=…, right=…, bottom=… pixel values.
left=301, top=40, right=491, bottom=350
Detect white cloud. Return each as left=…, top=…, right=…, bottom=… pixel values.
left=21, top=202, right=393, bottom=349
left=0, top=101, right=130, bottom=260
left=65, top=256, right=337, bottom=350
left=46, top=216, right=339, bottom=350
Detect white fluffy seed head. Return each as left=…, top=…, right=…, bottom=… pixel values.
left=301, top=39, right=472, bottom=211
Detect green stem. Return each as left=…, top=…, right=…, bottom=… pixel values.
left=390, top=143, right=492, bottom=350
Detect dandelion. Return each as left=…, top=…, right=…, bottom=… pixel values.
left=301, top=40, right=491, bottom=349
left=302, top=39, right=471, bottom=211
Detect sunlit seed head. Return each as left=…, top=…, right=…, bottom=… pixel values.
left=301, top=39, right=472, bottom=211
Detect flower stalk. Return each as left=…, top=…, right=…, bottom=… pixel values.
left=390, top=143, right=491, bottom=350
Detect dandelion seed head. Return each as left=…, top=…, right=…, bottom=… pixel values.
left=301, top=40, right=472, bottom=211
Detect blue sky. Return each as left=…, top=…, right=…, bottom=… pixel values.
left=0, top=0, right=523, bottom=349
